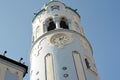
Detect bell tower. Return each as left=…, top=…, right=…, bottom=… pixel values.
left=30, top=0, right=100, bottom=80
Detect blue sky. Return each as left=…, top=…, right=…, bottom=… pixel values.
left=0, top=0, right=120, bottom=80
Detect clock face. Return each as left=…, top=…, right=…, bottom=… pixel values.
left=50, top=33, right=72, bottom=48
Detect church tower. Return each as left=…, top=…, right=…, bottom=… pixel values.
left=30, top=0, right=100, bottom=80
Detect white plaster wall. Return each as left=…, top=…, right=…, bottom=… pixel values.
left=0, top=59, right=25, bottom=80
left=30, top=30, right=100, bottom=80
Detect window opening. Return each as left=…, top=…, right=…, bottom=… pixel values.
left=47, top=21, right=56, bottom=31
left=45, top=54, right=54, bottom=80
left=85, top=58, right=90, bottom=69
left=60, top=18, right=69, bottom=29
left=73, top=51, right=86, bottom=80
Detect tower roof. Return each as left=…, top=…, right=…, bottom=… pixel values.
left=32, top=0, right=80, bottom=22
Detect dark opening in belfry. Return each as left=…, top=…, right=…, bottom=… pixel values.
left=60, top=18, right=69, bottom=29
left=47, top=19, right=56, bottom=31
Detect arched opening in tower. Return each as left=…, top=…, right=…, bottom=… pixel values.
left=60, top=20, right=69, bottom=29
left=48, top=21, right=56, bottom=31
left=85, top=58, right=90, bottom=69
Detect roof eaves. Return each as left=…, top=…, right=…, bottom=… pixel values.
left=0, top=55, right=28, bottom=77
left=66, top=7, right=81, bottom=18
left=32, top=9, right=46, bottom=22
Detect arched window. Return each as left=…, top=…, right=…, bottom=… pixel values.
left=45, top=53, right=54, bottom=80
left=85, top=58, right=90, bottom=69
left=47, top=20, right=56, bottom=31
left=72, top=51, right=86, bottom=80
left=60, top=18, right=69, bottom=29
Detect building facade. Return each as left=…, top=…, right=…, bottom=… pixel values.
left=30, top=0, right=100, bottom=80
left=0, top=55, right=27, bottom=80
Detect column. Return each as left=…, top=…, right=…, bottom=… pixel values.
left=43, top=22, right=48, bottom=33
left=53, top=17, right=60, bottom=29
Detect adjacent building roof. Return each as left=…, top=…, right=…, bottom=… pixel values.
left=0, top=54, right=28, bottom=77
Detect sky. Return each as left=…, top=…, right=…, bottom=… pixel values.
left=0, top=0, right=120, bottom=80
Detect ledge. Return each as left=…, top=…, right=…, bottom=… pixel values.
left=31, top=29, right=93, bottom=55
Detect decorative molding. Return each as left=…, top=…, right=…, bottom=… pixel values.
left=49, top=33, right=73, bottom=48
left=51, top=5, right=60, bottom=11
